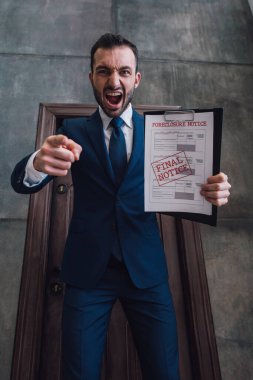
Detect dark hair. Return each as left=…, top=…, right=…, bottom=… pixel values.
left=90, top=33, right=139, bottom=72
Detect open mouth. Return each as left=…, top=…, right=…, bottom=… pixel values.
left=105, top=91, right=123, bottom=107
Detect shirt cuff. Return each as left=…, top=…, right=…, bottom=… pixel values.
left=23, top=150, right=48, bottom=187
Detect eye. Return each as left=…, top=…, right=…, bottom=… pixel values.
left=120, top=69, right=131, bottom=76
left=96, top=67, right=110, bottom=76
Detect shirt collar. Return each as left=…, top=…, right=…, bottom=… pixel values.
left=99, top=104, right=133, bottom=130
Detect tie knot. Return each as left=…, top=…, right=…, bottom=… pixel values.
left=111, top=117, right=124, bottom=129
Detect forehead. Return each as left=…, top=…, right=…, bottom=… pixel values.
left=93, top=46, right=136, bottom=69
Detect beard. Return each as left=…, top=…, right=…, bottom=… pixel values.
left=92, top=84, right=135, bottom=117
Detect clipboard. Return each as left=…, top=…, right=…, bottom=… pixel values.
left=144, top=108, right=223, bottom=226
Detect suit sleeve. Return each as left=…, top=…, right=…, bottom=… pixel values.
left=10, top=123, right=69, bottom=194
left=10, top=153, right=53, bottom=194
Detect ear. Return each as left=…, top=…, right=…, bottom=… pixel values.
left=134, top=72, right=141, bottom=89
left=89, top=72, right=93, bottom=85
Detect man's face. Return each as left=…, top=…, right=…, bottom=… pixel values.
left=89, top=46, right=141, bottom=117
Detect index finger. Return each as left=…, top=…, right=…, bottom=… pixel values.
left=47, top=134, right=68, bottom=148
left=207, top=172, right=228, bottom=184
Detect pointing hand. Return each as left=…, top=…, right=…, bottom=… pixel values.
left=33, top=134, right=82, bottom=176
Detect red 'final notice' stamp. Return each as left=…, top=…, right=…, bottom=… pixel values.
left=151, top=151, right=192, bottom=186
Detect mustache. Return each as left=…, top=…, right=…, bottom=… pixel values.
left=104, top=85, right=124, bottom=92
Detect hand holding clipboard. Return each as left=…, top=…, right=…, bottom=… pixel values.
left=144, top=108, right=231, bottom=226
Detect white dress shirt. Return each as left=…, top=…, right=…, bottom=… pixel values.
left=23, top=104, right=134, bottom=187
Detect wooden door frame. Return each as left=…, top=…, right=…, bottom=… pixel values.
left=11, top=103, right=221, bottom=380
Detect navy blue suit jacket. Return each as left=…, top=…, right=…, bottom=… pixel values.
left=11, top=109, right=168, bottom=289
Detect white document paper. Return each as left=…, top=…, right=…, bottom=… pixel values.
left=144, top=111, right=214, bottom=215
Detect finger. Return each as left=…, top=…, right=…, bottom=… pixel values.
left=200, top=189, right=230, bottom=200
left=43, top=165, right=68, bottom=177
left=201, top=181, right=231, bottom=192
left=205, top=197, right=229, bottom=207
left=207, top=172, right=228, bottom=184
left=72, top=144, right=82, bottom=160
left=34, top=153, right=72, bottom=174
left=41, top=145, right=75, bottom=163
left=46, top=134, right=68, bottom=148
left=42, top=155, right=72, bottom=171
left=64, top=139, right=83, bottom=160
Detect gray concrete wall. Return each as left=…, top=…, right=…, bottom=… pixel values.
left=249, top=0, right=253, bottom=14
left=1, top=1, right=252, bottom=379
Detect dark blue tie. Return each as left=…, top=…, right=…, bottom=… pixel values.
left=109, top=117, right=127, bottom=261
left=109, top=117, right=127, bottom=185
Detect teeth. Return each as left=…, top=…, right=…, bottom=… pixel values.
left=106, top=92, right=121, bottom=96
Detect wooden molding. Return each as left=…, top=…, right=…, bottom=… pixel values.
left=176, top=219, right=221, bottom=379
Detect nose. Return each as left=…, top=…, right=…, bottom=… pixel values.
left=108, top=71, right=121, bottom=88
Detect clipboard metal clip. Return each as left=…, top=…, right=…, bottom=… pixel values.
left=164, top=110, right=195, bottom=122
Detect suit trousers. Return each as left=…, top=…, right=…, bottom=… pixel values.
left=61, top=257, right=179, bottom=380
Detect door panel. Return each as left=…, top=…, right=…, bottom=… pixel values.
left=11, top=104, right=221, bottom=380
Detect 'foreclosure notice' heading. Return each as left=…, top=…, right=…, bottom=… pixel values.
left=152, top=121, right=207, bottom=127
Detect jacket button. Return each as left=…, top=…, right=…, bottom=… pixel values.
left=111, top=223, right=116, bottom=230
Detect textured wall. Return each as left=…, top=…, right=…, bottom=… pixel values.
left=0, top=0, right=252, bottom=379
left=249, top=0, right=253, bottom=13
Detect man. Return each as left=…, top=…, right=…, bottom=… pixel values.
left=11, top=33, right=231, bottom=380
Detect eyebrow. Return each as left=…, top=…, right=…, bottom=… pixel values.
left=95, top=65, right=132, bottom=72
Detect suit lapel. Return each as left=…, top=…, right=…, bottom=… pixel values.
left=86, top=109, right=115, bottom=184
